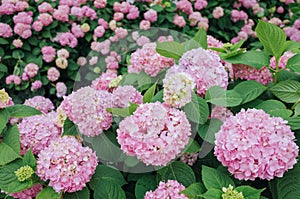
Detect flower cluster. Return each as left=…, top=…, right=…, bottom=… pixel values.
left=59, top=86, right=113, bottom=137
left=211, top=106, right=233, bottom=122
left=214, top=108, right=299, bottom=180
left=36, top=136, right=98, bottom=193
left=0, top=89, right=14, bottom=109
left=128, top=43, right=174, bottom=77
left=24, top=96, right=54, bottom=113
left=117, top=102, right=191, bottom=166
left=144, top=180, right=188, bottom=199
left=9, top=184, right=43, bottom=199
left=222, top=185, right=244, bottom=199
left=112, top=85, right=143, bottom=108
left=18, top=112, right=62, bottom=155
left=270, top=51, right=295, bottom=69
left=163, top=65, right=195, bottom=108
left=180, top=152, right=199, bottom=166
left=179, top=47, right=228, bottom=96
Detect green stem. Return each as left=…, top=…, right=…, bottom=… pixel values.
left=273, top=56, right=280, bottom=84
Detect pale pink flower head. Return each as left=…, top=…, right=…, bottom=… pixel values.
left=36, top=136, right=98, bottom=193
left=89, top=56, right=98, bottom=65
left=56, top=82, right=67, bottom=98
left=15, top=1, right=29, bottom=12
left=94, top=0, right=107, bottom=9
left=136, top=36, right=151, bottom=46
left=270, top=51, right=295, bottom=69
left=126, top=5, right=139, bottom=20
left=53, top=5, right=69, bottom=22
left=0, top=89, right=14, bottom=109
left=117, top=102, right=191, bottom=166
left=144, top=9, right=157, bottom=22
left=215, top=108, right=299, bottom=180
left=277, top=6, right=284, bottom=14
left=163, top=65, right=196, bottom=108
left=94, top=25, right=106, bottom=38
left=115, top=27, right=128, bottom=39
left=239, top=0, right=257, bottom=8
left=31, top=80, right=42, bottom=91
left=139, top=20, right=151, bottom=30
left=98, top=18, right=108, bottom=29
left=41, top=46, right=56, bottom=62
left=24, top=63, right=39, bottom=78
left=57, top=48, right=70, bottom=58
left=109, top=20, right=117, bottom=31
left=180, top=152, right=199, bottom=166
left=112, top=85, right=143, bottom=108
left=194, top=0, right=208, bottom=10
left=47, top=67, right=60, bottom=82
left=0, top=23, right=13, bottom=38
left=77, top=57, right=87, bottom=66
left=13, top=12, right=33, bottom=25
left=211, top=106, right=233, bottom=122
left=9, top=184, right=43, bottom=199
left=0, top=3, right=15, bottom=15
left=92, top=70, right=118, bottom=91
left=71, top=23, right=84, bottom=38
left=14, top=23, right=32, bottom=39
left=70, top=6, right=83, bottom=19
left=12, top=39, right=23, bottom=48
left=144, top=180, right=188, bottom=199
left=24, top=96, right=54, bottom=113
left=59, top=87, right=113, bottom=136
left=114, top=12, right=124, bottom=21
left=19, top=112, right=62, bottom=155
left=197, top=17, right=209, bottom=30
left=82, top=5, right=97, bottom=19
left=176, top=0, right=193, bottom=14
left=32, top=21, right=43, bottom=32
left=6, top=75, right=21, bottom=85
left=174, top=14, right=186, bottom=28
left=179, top=47, right=228, bottom=96
left=189, top=12, right=202, bottom=26
left=56, top=32, right=78, bottom=48
left=38, top=2, right=54, bottom=13
left=212, top=6, right=224, bottom=19
left=129, top=43, right=174, bottom=77
left=37, top=13, right=53, bottom=26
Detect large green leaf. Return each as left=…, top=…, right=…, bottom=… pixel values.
left=156, top=41, right=184, bottom=61
left=89, top=165, right=126, bottom=190
left=184, top=28, right=207, bottom=51
left=286, top=54, right=300, bottom=73
left=255, top=20, right=286, bottom=59
left=135, top=175, right=157, bottom=199
left=181, top=183, right=206, bottom=199
left=183, top=139, right=201, bottom=154
left=255, top=100, right=292, bottom=119
left=201, top=165, right=235, bottom=190
left=200, top=189, right=222, bottom=199
left=0, top=125, right=21, bottom=165
left=6, top=105, right=42, bottom=118
left=143, top=82, right=157, bottom=103
left=287, top=116, right=300, bottom=130
left=93, top=181, right=126, bottom=199
left=269, top=161, right=300, bottom=199
left=22, top=149, right=36, bottom=169
left=223, top=50, right=270, bottom=69
left=63, top=187, right=90, bottom=199
left=205, top=86, right=243, bottom=107
left=235, top=186, right=263, bottom=199
left=269, top=80, right=300, bottom=103
left=62, top=117, right=80, bottom=136
left=198, top=119, right=223, bottom=144
left=157, top=161, right=196, bottom=187
left=36, top=187, right=60, bottom=199
left=0, top=109, right=10, bottom=134
left=234, top=80, right=267, bottom=104
left=183, top=92, right=209, bottom=124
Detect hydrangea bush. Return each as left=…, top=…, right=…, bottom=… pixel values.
left=0, top=1, right=300, bottom=199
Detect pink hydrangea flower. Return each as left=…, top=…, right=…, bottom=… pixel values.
left=71, top=23, right=84, bottom=38
left=36, top=136, right=98, bottom=193
left=144, top=180, right=188, bottom=199
left=0, top=3, right=15, bottom=15
left=214, top=108, right=299, bottom=180
left=24, top=96, right=54, bottom=113
left=163, top=65, right=195, bottom=108
left=13, top=12, right=33, bottom=24
left=127, top=5, right=139, bottom=20
left=0, top=23, right=13, bottom=38
left=38, top=2, right=54, bottom=13
left=232, top=64, right=273, bottom=85
left=53, top=5, right=70, bottom=22
left=32, top=21, right=43, bottom=32
left=239, top=0, right=257, bottom=8
left=212, top=6, right=224, bottom=19
left=24, top=63, right=39, bottom=78
left=77, top=57, right=87, bottom=66
left=92, top=70, right=118, bottom=91
left=14, top=23, right=32, bottom=39
left=59, top=87, right=113, bottom=136
left=194, top=0, right=208, bottom=10
left=57, top=48, right=70, bottom=58
left=15, top=1, right=29, bottom=12
left=6, top=75, right=21, bottom=85
left=0, top=89, right=14, bottom=109
left=177, top=0, right=193, bottom=14
left=136, top=36, right=151, bottom=46
left=12, top=39, right=23, bottom=48
left=9, top=184, right=43, bottom=199
left=270, top=51, right=295, bottom=69
left=179, top=47, right=228, bottom=96
left=117, top=102, right=191, bottom=166
left=144, top=9, right=157, bottom=22
left=19, top=112, right=62, bottom=155
left=94, top=25, right=106, bottom=38
left=231, top=10, right=248, bottom=23
left=189, top=12, right=202, bottom=26
left=37, top=13, right=53, bottom=26
left=47, top=67, right=60, bottom=82
left=210, top=106, right=233, bottom=122
left=56, top=82, right=67, bottom=98
left=114, top=12, right=124, bottom=21
left=57, top=32, right=78, bottom=48
left=82, top=6, right=97, bottom=20
left=180, top=153, right=199, bottom=166
left=31, top=80, right=42, bottom=91
left=41, top=46, right=56, bottom=62
left=112, top=86, right=143, bottom=108
left=98, top=18, right=108, bottom=29
left=140, top=20, right=151, bottom=30
left=94, top=0, right=107, bottom=9
left=129, top=43, right=174, bottom=77
left=174, top=15, right=186, bottom=27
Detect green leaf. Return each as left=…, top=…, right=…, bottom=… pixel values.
left=284, top=40, right=300, bottom=52
left=143, top=82, right=157, bottom=103
left=156, top=41, right=184, bottom=61
left=89, top=165, right=126, bottom=190
left=107, top=103, right=138, bottom=118
left=269, top=161, right=300, bottom=199
left=181, top=183, right=206, bottom=199
left=0, top=159, right=33, bottom=194
left=0, top=63, right=8, bottom=73
left=269, top=80, right=300, bottom=103
left=223, top=50, right=270, bottom=69
left=62, top=117, right=80, bottom=136
left=287, top=116, right=300, bottom=130
left=6, top=105, right=42, bottom=118
left=256, top=100, right=293, bottom=119
left=63, top=187, right=90, bottom=199
left=200, top=188, right=222, bottom=199
left=183, top=92, right=209, bottom=124
left=22, top=149, right=36, bottom=169
left=12, top=50, right=25, bottom=59
left=294, top=103, right=300, bottom=116
left=198, top=119, right=223, bottom=144
left=201, top=165, right=235, bottom=190
left=151, top=90, right=163, bottom=102
left=93, top=181, right=126, bottom=199
left=0, top=109, right=10, bottom=133
left=286, top=54, right=300, bottom=72
left=0, top=125, right=21, bottom=165
left=234, top=80, right=267, bottom=104
left=205, top=86, right=243, bottom=107
left=158, top=161, right=196, bottom=187
left=235, top=186, right=264, bottom=199
left=0, top=38, right=9, bottom=45
left=151, top=4, right=164, bottom=12
left=193, top=28, right=207, bottom=49
left=135, top=175, right=157, bottom=199
left=183, top=139, right=201, bottom=154
left=36, top=187, right=60, bottom=199
left=255, top=20, right=286, bottom=58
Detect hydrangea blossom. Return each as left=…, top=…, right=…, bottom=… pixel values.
left=129, top=43, right=174, bottom=77
left=117, top=102, right=191, bottom=166
left=0, top=89, right=14, bottom=109
left=144, top=180, right=188, bottom=199
left=36, top=136, right=98, bottom=193
left=270, top=51, right=295, bottom=69
left=18, top=112, right=62, bottom=155
left=214, top=109, right=299, bottom=180
left=179, top=47, right=228, bottom=96
left=59, top=86, right=113, bottom=136
left=24, top=96, right=54, bottom=113
left=112, top=85, right=143, bottom=108
left=210, top=106, right=233, bottom=122
left=91, top=70, right=117, bottom=91
left=163, top=65, right=195, bottom=108
left=180, top=152, right=199, bottom=166
left=9, top=184, right=43, bottom=199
